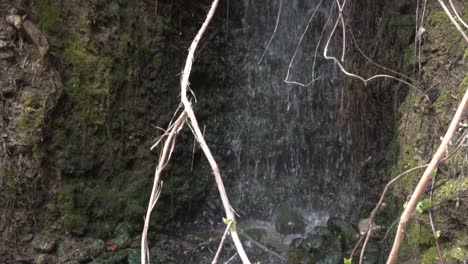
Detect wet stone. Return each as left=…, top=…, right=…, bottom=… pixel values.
left=31, top=236, right=57, bottom=253
left=0, top=50, right=15, bottom=60
left=34, top=254, right=58, bottom=264
left=0, top=81, right=15, bottom=96
left=109, top=223, right=132, bottom=249
left=20, top=233, right=34, bottom=243
left=301, top=234, right=324, bottom=251
left=274, top=206, right=306, bottom=235
left=57, top=237, right=105, bottom=263
left=89, top=250, right=128, bottom=264
left=327, top=218, right=359, bottom=249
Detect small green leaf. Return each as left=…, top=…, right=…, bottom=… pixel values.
left=436, top=230, right=441, bottom=238
left=416, top=199, right=432, bottom=214
left=403, top=202, right=408, bottom=209
left=222, top=217, right=229, bottom=225
left=230, top=221, right=237, bottom=231
left=416, top=202, right=424, bottom=213
left=344, top=257, right=352, bottom=264
left=415, top=199, right=432, bottom=214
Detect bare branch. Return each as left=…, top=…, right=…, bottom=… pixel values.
left=178, top=0, right=251, bottom=262
left=142, top=112, right=187, bottom=264
left=212, top=221, right=233, bottom=264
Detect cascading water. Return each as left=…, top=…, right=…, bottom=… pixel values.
left=225, top=0, right=359, bottom=240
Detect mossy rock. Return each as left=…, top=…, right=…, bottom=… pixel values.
left=327, top=218, right=359, bottom=250
left=57, top=237, right=105, bottom=262
left=315, top=235, right=343, bottom=264
left=361, top=240, right=380, bottom=264
left=89, top=250, right=128, bottom=264
left=433, top=178, right=468, bottom=226
left=109, top=223, right=133, bottom=249
left=61, top=213, right=89, bottom=235
left=274, top=206, right=306, bottom=235
left=420, top=246, right=439, bottom=264
left=31, top=235, right=57, bottom=253
left=301, top=233, right=325, bottom=252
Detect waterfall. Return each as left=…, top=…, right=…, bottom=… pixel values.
left=225, top=0, right=358, bottom=229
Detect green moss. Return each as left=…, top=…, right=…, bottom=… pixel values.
left=444, top=245, right=467, bottom=262
left=389, top=15, right=414, bottom=27
left=459, top=74, right=468, bottom=97
left=61, top=212, right=89, bottom=235
left=408, top=222, right=435, bottom=250
left=14, top=90, right=48, bottom=146
left=420, top=247, right=439, bottom=264
left=403, top=46, right=415, bottom=65
left=50, top=177, right=151, bottom=237
left=433, top=178, right=468, bottom=206
left=33, top=0, right=61, bottom=32
left=427, top=11, right=464, bottom=51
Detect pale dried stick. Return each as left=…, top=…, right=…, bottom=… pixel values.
left=178, top=0, right=251, bottom=262
left=142, top=112, right=188, bottom=264
left=212, top=221, right=233, bottom=264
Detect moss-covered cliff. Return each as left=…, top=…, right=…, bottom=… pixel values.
left=386, top=2, right=467, bottom=263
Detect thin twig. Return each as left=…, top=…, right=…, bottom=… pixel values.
left=428, top=177, right=444, bottom=263
left=258, top=0, right=283, bottom=64
left=225, top=253, right=238, bottom=264
left=212, top=221, right=233, bottom=264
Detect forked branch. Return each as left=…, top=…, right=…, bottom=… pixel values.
left=178, top=0, right=251, bottom=262
left=142, top=0, right=251, bottom=263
